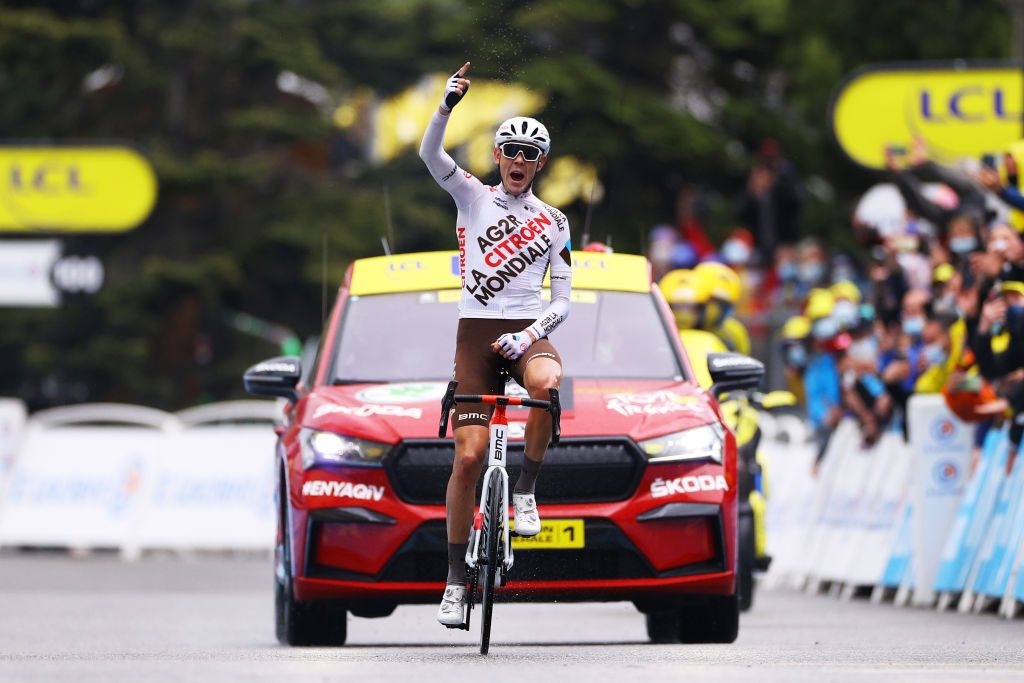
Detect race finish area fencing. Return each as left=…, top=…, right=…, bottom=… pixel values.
left=0, top=400, right=278, bottom=557
left=3, top=393, right=1024, bottom=623
left=761, top=394, right=1024, bottom=620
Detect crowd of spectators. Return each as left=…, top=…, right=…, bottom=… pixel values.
left=653, top=136, right=1024, bottom=478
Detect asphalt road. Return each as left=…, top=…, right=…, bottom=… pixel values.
left=1, top=555, right=1022, bottom=682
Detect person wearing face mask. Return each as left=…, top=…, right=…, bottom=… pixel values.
left=838, top=309, right=893, bottom=446
left=720, top=228, right=755, bottom=268
left=874, top=289, right=931, bottom=437
left=796, top=238, right=829, bottom=290
left=802, top=289, right=844, bottom=465
left=946, top=214, right=984, bottom=265
left=780, top=315, right=811, bottom=407
left=931, top=263, right=958, bottom=317
left=913, top=317, right=957, bottom=394
left=830, top=280, right=863, bottom=331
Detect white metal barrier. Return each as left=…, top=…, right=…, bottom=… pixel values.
left=761, top=395, right=1024, bottom=620
left=0, top=401, right=277, bottom=555
left=0, top=398, right=27, bottom=473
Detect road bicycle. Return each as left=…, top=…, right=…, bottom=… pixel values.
left=438, top=378, right=561, bottom=655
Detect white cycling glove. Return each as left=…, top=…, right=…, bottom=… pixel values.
left=495, top=331, right=533, bottom=360
left=441, top=69, right=469, bottom=111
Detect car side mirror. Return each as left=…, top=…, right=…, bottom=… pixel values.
left=243, top=356, right=302, bottom=402
left=707, top=352, right=764, bottom=399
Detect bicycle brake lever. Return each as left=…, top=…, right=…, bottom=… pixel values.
left=548, top=387, right=561, bottom=446
left=438, top=380, right=458, bottom=437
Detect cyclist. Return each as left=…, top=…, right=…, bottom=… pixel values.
left=419, top=63, right=573, bottom=626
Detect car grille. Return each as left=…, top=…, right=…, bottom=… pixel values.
left=307, top=519, right=655, bottom=582
left=386, top=438, right=646, bottom=505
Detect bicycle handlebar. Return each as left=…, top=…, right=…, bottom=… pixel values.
left=438, top=380, right=561, bottom=445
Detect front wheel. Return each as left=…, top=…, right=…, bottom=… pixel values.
left=479, top=474, right=503, bottom=655
left=275, top=576, right=348, bottom=646
left=645, top=610, right=679, bottom=643
left=276, top=484, right=347, bottom=646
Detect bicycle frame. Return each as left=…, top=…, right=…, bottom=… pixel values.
left=466, top=401, right=514, bottom=575
left=438, top=382, right=561, bottom=574
left=437, top=380, right=561, bottom=642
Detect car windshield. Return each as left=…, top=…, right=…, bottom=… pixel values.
left=329, top=289, right=686, bottom=383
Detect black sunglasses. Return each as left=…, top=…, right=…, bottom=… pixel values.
left=499, top=142, right=542, bottom=162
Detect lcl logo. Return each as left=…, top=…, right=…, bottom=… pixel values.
left=7, top=162, right=90, bottom=194
left=918, top=87, right=1022, bottom=123
left=388, top=260, right=423, bottom=272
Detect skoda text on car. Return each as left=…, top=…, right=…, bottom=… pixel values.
left=244, top=250, right=763, bottom=645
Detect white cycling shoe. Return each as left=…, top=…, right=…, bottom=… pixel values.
left=437, top=583, right=468, bottom=626
left=513, top=492, right=542, bottom=537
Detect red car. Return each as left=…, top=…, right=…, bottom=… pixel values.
left=243, top=250, right=763, bottom=646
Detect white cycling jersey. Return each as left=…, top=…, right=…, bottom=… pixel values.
left=420, top=111, right=572, bottom=340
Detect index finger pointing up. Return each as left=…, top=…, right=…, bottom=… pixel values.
left=457, top=61, right=471, bottom=77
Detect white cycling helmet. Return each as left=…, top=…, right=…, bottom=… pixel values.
left=494, top=116, right=551, bottom=155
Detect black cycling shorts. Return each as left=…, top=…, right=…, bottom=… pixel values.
left=451, top=318, right=561, bottom=429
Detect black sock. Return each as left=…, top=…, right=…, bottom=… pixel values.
left=514, top=456, right=543, bottom=495
left=446, top=542, right=469, bottom=585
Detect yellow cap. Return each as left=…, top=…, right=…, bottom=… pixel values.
left=694, top=261, right=742, bottom=304
left=830, top=279, right=862, bottom=304
left=933, top=263, right=956, bottom=284
left=781, top=315, right=812, bottom=340
left=658, top=269, right=710, bottom=305
left=805, top=288, right=835, bottom=320
left=1001, top=280, right=1024, bottom=297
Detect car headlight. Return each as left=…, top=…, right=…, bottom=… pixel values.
left=639, top=423, right=725, bottom=464
left=300, top=428, right=391, bottom=469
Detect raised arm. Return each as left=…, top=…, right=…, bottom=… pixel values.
left=418, top=63, right=481, bottom=208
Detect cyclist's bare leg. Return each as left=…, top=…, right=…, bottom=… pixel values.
left=447, top=425, right=489, bottom=544
left=522, top=356, right=562, bottom=466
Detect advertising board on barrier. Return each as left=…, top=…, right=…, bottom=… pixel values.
left=0, top=401, right=278, bottom=553
left=830, top=63, right=1023, bottom=170
left=0, top=427, right=156, bottom=548
left=880, top=502, right=914, bottom=590
left=761, top=416, right=817, bottom=588
left=933, top=427, right=1008, bottom=599
left=906, top=395, right=973, bottom=606
left=971, top=455, right=1024, bottom=603
left=137, top=426, right=276, bottom=551
left=845, top=432, right=913, bottom=589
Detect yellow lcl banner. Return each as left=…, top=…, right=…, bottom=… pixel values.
left=830, top=64, right=1024, bottom=170
left=0, top=147, right=157, bottom=232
